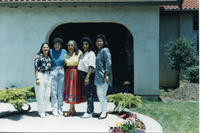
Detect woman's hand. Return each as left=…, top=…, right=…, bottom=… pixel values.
left=34, top=55, right=39, bottom=60
left=84, top=76, right=89, bottom=86
left=104, top=75, right=109, bottom=83
left=84, top=78, right=89, bottom=86
left=36, top=79, right=40, bottom=85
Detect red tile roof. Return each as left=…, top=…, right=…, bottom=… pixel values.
left=162, top=0, right=199, bottom=10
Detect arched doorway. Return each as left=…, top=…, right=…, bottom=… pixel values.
left=49, top=22, right=134, bottom=94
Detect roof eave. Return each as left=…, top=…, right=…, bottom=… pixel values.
left=0, top=0, right=180, bottom=7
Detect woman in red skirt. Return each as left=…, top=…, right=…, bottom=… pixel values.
left=64, top=40, right=85, bottom=116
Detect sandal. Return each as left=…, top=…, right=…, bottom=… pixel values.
left=64, top=111, right=72, bottom=117
left=64, top=110, right=76, bottom=117
left=70, top=111, right=76, bottom=116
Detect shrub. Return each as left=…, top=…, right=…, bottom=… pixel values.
left=107, top=93, right=141, bottom=112
left=0, top=87, right=35, bottom=112
left=165, top=37, right=197, bottom=87
left=184, top=66, right=199, bottom=83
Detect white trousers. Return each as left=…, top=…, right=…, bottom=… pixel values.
left=35, top=72, right=51, bottom=116
left=96, top=82, right=108, bottom=115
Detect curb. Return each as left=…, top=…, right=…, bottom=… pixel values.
left=133, top=111, right=162, bottom=133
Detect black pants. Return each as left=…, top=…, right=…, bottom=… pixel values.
left=80, top=71, right=95, bottom=114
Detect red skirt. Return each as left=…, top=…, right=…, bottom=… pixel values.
left=64, top=66, right=85, bottom=104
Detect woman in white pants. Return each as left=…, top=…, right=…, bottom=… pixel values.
left=34, top=43, right=51, bottom=118
left=94, top=34, right=112, bottom=119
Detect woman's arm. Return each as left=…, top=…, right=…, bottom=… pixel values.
left=103, top=48, right=112, bottom=83
left=84, top=66, right=94, bottom=86
left=34, top=68, right=40, bottom=86
left=85, top=52, right=96, bottom=85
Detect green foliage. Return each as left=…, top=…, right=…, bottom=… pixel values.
left=0, top=87, right=35, bottom=112
left=166, top=37, right=197, bottom=71
left=107, top=93, right=141, bottom=112
left=183, top=66, right=199, bottom=83
left=121, top=121, right=136, bottom=133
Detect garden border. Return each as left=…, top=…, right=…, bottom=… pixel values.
left=124, top=109, right=163, bottom=133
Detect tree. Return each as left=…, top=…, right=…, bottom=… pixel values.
left=165, top=37, right=197, bottom=88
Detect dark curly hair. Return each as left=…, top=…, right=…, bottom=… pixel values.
left=80, top=36, right=94, bottom=53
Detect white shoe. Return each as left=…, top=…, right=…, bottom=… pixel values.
left=52, top=110, right=59, bottom=116
left=81, top=112, right=93, bottom=118
left=45, top=113, right=50, bottom=116
left=58, top=110, right=63, bottom=115
left=40, top=113, right=45, bottom=118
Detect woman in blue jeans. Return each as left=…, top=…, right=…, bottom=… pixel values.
left=94, top=34, right=112, bottom=119
left=78, top=37, right=96, bottom=118
left=50, top=38, right=67, bottom=116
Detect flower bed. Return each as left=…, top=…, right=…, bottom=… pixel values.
left=108, top=111, right=145, bottom=133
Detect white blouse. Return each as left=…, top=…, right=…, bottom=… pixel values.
left=78, top=51, right=96, bottom=73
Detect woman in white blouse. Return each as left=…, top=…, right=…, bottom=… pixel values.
left=78, top=37, right=96, bottom=118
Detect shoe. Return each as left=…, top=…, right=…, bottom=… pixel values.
left=52, top=110, right=59, bottom=116
left=98, top=113, right=107, bottom=119
left=81, top=112, right=93, bottom=118
left=45, top=113, right=50, bottom=116
left=64, top=111, right=76, bottom=117
left=58, top=110, right=63, bottom=115
left=40, top=113, right=45, bottom=118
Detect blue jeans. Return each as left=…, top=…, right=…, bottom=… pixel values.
left=50, top=66, right=64, bottom=111
left=80, top=71, right=95, bottom=114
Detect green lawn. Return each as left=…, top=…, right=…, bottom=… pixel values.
left=132, top=100, right=199, bottom=133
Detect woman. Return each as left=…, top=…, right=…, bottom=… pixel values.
left=78, top=37, right=96, bottom=118
left=50, top=38, right=67, bottom=116
left=34, top=43, right=51, bottom=118
left=94, top=34, right=112, bottom=119
left=64, top=40, right=85, bottom=116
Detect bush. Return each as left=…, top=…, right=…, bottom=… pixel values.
left=107, top=93, right=141, bottom=112
left=165, top=37, right=197, bottom=87
left=184, top=66, right=199, bottom=83
left=0, top=87, right=35, bottom=112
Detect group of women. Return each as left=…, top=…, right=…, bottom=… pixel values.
left=34, top=34, right=112, bottom=119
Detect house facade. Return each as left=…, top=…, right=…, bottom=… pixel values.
left=0, top=0, right=179, bottom=97
left=160, top=0, right=199, bottom=87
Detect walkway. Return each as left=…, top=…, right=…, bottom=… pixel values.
left=0, top=102, right=122, bottom=132
left=0, top=102, right=162, bottom=132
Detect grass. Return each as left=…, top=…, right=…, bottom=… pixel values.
left=132, top=100, right=199, bottom=133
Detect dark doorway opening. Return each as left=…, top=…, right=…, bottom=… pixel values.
left=49, top=23, right=133, bottom=94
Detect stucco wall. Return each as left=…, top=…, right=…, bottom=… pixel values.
left=160, top=14, right=178, bottom=87
left=0, top=6, right=159, bottom=95
left=159, top=13, right=197, bottom=87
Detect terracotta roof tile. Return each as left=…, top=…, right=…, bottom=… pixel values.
left=161, top=0, right=199, bottom=10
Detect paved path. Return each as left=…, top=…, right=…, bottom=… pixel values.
left=0, top=102, right=162, bottom=132
left=0, top=102, right=124, bottom=132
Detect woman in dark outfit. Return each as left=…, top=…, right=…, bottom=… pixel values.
left=78, top=37, right=96, bottom=118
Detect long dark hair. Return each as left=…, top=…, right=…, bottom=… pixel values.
left=80, top=36, right=94, bottom=53
left=96, top=34, right=109, bottom=48
left=37, top=43, right=50, bottom=57
left=66, top=40, right=79, bottom=55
